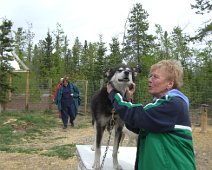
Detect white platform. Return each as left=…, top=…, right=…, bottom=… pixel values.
left=76, top=145, right=136, bottom=170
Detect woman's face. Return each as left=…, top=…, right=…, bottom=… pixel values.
left=148, top=67, right=174, bottom=98
left=63, top=80, right=68, bottom=87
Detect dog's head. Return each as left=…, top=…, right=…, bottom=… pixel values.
left=106, top=64, right=141, bottom=96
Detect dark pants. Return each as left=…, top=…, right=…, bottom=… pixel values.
left=61, top=104, right=76, bottom=127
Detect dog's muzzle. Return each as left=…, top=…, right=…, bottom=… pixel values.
left=118, top=71, right=130, bottom=82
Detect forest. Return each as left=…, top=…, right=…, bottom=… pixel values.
left=0, top=1, right=211, bottom=110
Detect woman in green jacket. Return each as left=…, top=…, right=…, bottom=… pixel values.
left=55, top=76, right=80, bottom=128
left=107, top=60, right=196, bottom=170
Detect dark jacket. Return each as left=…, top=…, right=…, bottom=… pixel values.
left=55, top=82, right=80, bottom=112
left=108, top=89, right=196, bottom=170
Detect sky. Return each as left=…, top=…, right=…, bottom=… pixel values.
left=0, top=0, right=211, bottom=48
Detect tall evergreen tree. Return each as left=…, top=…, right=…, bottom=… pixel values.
left=155, top=24, right=173, bottom=60
left=63, top=35, right=70, bottom=75
left=32, top=44, right=41, bottom=76
left=25, top=22, right=34, bottom=63
left=191, top=0, right=212, bottom=42
left=64, top=48, right=72, bottom=75
left=80, top=40, right=89, bottom=78
left=171, top=27, right=192, bottom=68
left=71, top=37, right=82, bottom=77
left=107, top=37, right=122, bottom=68
left=14, top=27, right=26, bottom=61
left=52, top=23, right=65, bottom=77
left=0, top=18, right=14, bottom=109
left=42, top=30, right=54, bottom=78
left=95, top=35, right=107, bottom=80
left=84, top=42, right=98, bottom=80
left=122, top=3, right=155, bottom=65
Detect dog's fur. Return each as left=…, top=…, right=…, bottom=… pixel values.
left=91, top=64, right=139, bottom=170
left=120, top=125, right=138, bottom=146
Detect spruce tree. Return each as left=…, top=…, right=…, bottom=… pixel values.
left=107, top=37, right=122, bottom=68
left=0, top=18, right=14, bottom=109
left=122, top=3, right=155, bottom=65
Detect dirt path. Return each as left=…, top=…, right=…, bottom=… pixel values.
left=0, top=116, right=95, bottom=170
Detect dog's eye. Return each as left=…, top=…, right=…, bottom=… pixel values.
left=118, top=68, right=124, bottom=72
left=126, top=68, right=132, bottom=72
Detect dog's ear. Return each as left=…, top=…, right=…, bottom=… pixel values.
left=133, top=64, right=142, bottom=77
left=105, top=69, right=110, bottom=77
left=104, top=68, right=113, bottom=82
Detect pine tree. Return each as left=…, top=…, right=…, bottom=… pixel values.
left=122, top=3, right=155, bottom=65
left=170, top=27, right=192, bottom=68
left=191, top=0, right=212, bottom=42
left=43, top=30, right=54, bottom=78
left=14, top=27, right=26, bottom=61
left=72, top=37, right=82, bottom=76
left=0, top=18, right=14, bottom=109
left=107, top=37, right=122, bottom=69
left=25, top=22, right=34, bottom=63
left=95, top=35, right=107, bottom=80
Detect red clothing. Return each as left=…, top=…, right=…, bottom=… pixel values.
left=52, top=83, right=62, bottom=101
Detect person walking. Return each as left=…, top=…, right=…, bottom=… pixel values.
left=107, top=59, right=196, bottom=170
left=54, top=76, right=80, bottom=129
left=52, top=78, right=63, bottom=103
left=52, top=78, right=63, bottom=118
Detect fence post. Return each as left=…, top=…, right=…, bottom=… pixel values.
left=84, top=80, right=88, bottom=114
left=49, top=79, right=53, bottom=112
left=200, top=104, right=209, bottom=133
left=25, top=71, right=29, bottom=111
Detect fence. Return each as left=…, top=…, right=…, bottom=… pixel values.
left=3, top=78, right=212, bottom=127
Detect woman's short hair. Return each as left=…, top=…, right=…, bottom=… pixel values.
left=150, top=59, right=184, bottom=89
left=62, top=75, right=69, bottom=83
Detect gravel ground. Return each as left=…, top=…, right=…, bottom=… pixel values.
left=0, top=115, right=211, bottom=170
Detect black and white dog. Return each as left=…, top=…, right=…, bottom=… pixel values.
left=91, top=64, right=140, bottom=170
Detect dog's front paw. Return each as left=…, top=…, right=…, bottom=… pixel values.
left=90, top=145, right=95, bottom=151
left=92, top=162, right=100, bottom=170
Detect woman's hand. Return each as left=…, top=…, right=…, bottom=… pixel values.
left=126, top=83, right=136, bottom=102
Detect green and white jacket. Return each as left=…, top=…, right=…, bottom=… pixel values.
left=108, top=89, right=196, bottom=170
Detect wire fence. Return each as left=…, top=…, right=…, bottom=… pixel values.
left=3, top=78, right=212, bottom=127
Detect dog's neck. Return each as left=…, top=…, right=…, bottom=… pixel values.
left=109, top=81, right=128, bottom=97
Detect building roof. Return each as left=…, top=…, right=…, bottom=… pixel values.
left=1, top=51, right=29, bottom=72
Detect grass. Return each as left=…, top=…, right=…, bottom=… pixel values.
left=0, top=111, right=56, bottom=145
left=41, top=144, right=76, bottom=159
left=0, top=111, right=90, bottom=159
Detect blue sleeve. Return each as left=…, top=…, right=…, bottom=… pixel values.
left=70, top=83, right=80, bottom=98
left=108, top=90, right=186, bottom=132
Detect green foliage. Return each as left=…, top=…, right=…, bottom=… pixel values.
left=14, top=27, right=26, bottom=61
left=107, top=37, right=123, bottom=68
left=0, top=18, right=15, bottom=104
left=190, top=0, right=212, bottom=42
left=191, top=0, right=212, bottom=14
left=122, top=3, right=155, bottom=65
left=0, top=111, right=57, bottom=145
left=71, top=37, right=82, bottom=75
left=0, top=145, right=41, bottom=154
left=2, top=2, right=211, bottom=109
left=0, top=111, right=91, bottom=159
left=95, top=35, right=107, bottom=80
left=41, top=144, right=76, bottom=159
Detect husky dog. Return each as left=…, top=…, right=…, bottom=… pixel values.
left=91, top=64, right=140, bottom=170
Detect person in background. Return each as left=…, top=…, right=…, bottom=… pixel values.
left=52, top=78, right=63, bottom=102
left=54, top=76, right=80, bottom=129
left=52, top=78, right=63, bottom=118
left=107, top=59, right=196, bottom=170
